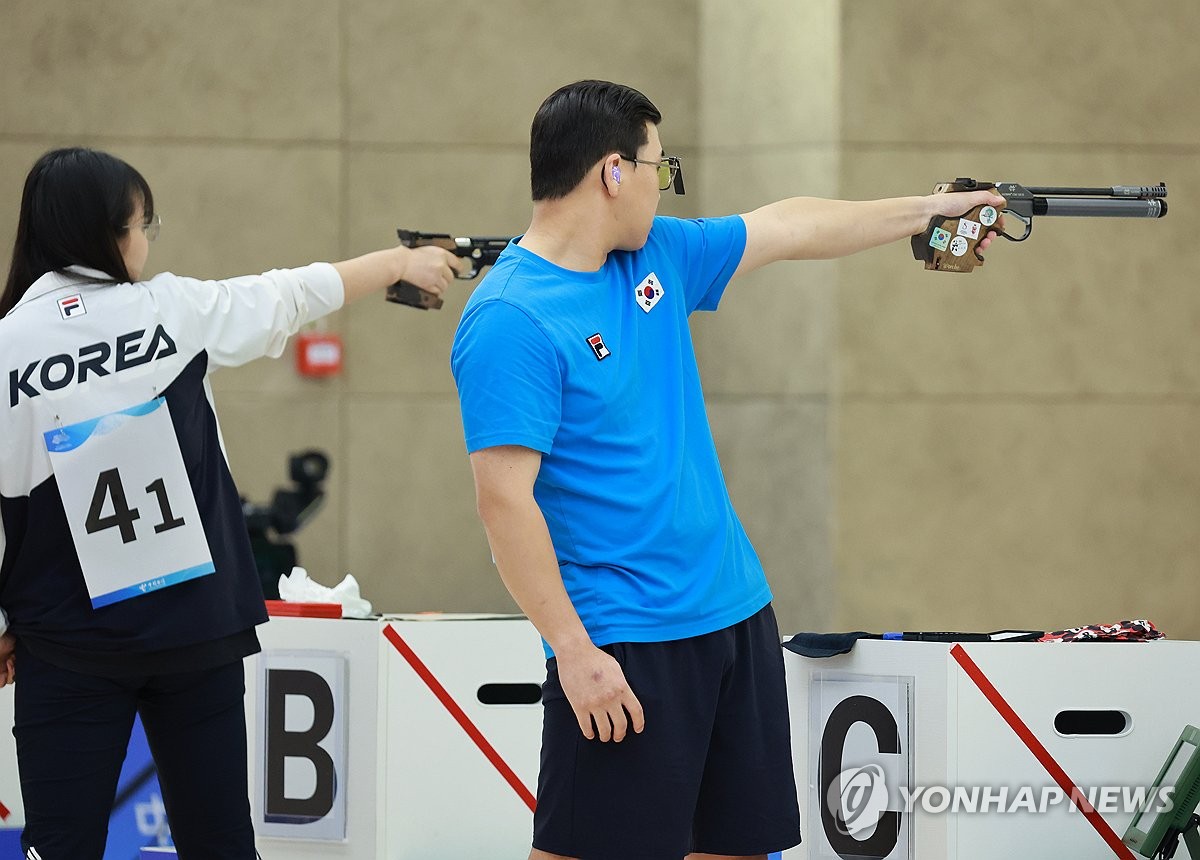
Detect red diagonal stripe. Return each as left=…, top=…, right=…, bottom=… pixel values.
left=950, top=644, right=1135, bottom=860
left=382, top=624, right=536, bottom=812
left=0, top=799, right=9, bottom=821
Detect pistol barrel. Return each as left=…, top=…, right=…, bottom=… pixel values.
left=1035, top=197, right=1167, bottom=218
left=1024, top=185, right=1167, bottom=198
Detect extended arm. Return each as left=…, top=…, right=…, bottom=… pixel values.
left=334, top=244, right=464, bottom=304
left=470, top=445, right=644, bottom=742
left=734, top=189, right=1005, bottom=277
left=179, top=244, right=465, bottom=369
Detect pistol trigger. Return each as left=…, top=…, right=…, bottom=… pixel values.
left=998, top=211, right=1032, bottom=242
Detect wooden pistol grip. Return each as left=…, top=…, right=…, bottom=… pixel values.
left=385, top=280, right=444, bottom=310
left=917, top=202, right=1001, bottom=273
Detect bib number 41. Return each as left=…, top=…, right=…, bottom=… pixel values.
left=45, top=398, right=215, bottom=607
left=87, top=468, right=187, bottom=544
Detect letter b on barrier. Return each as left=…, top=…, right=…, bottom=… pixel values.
left=258, top=653, right=347, bottom=840
left=267, top=669, right=334, bottom=820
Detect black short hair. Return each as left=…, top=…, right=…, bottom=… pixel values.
left=530, top=80, right=662, bottom=201
left=1, top=147, right=154, bottom=316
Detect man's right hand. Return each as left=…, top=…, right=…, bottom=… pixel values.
left=555, top=643, right=645, bottom=742
left=0, top=632, right=15, bottom=688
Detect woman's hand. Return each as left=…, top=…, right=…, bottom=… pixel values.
left=398, top=245, right=468, bottom=299
left=0, top=632, right=15, bottom=687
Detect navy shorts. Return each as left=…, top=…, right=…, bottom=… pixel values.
left=532, top=603, right=802, bottom=859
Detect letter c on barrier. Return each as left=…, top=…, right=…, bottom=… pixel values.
left=819, top=695, right=902, bottom=859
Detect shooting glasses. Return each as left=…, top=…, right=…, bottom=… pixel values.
left=621, top=154, right=685, bottom=194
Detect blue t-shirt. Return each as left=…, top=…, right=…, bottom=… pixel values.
left=450, top=215, right=771, bottom=649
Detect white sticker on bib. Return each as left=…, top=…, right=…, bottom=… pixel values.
left=44, top=398, right=214, bottom=608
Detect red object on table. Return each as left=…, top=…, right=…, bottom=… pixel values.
left=265, top=600, right=343, bottom=618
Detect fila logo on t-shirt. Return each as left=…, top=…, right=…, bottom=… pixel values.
left=58, top=294, right=86, bottom=319
left=586, top=332, right=610, bottom=361
left=634, top=272, right=663, bottom=313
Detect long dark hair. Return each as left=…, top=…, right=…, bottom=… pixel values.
left=1, top=147, right=154, bottom=316
left=530, top=80, right=662, bottom=201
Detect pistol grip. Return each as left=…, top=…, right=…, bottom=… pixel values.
left=912, top=202, right=1000, bottom=273
left=385, top=280, right=444, bottom=310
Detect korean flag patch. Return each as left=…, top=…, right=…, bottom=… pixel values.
left=634, top=272, right=664, bottom=313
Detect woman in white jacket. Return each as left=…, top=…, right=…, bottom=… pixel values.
left=0, top=147, right=462, bottom=859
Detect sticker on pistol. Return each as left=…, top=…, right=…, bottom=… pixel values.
left=978, top=206, right=998, bottom=227
left=957, top=219, right=981, bottom=240
left=929, top=227, right=952, bottom=251
left=950, top=236, right=969, bottom=257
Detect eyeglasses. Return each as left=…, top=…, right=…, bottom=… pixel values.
left=620, top=155, right=685, bottom=195
left=122, top=213, right=162, bottom=242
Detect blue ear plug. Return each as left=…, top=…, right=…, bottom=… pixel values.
left=612, top=166, right=621, bottom=183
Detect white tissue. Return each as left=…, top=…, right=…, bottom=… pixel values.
left=277, top=567, right=373, bottom=618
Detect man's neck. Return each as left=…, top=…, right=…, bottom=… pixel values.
left=518, top=200, right=613, bottom=272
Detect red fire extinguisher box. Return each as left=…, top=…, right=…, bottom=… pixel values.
left=295, top=331, right=343, bottom=377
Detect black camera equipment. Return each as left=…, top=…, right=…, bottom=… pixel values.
left=242, top=449, right=329, bottom=599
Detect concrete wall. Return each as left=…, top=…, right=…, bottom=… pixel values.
left=695, top=0, right=841, bottom=633
left=2, top=0, right=1196, bottom=638
left=832, top=0, right=1200, bottom=637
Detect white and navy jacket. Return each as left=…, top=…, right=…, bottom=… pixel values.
left=0, top=263, right=343, bottom=661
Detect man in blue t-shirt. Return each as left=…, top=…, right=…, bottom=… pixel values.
left=451, top=80, right=1004, bottom=860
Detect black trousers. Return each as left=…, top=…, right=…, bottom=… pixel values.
left=13, top=641, right=257, bottom=859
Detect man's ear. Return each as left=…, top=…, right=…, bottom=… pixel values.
left=601, top=154, right=622, bottom=197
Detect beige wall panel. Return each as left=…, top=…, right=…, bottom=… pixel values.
left=342, top=399, right=516, bottom=614
left=119, top=144, right=345, bottom=396
left=126, top=146, right=342, bottom=282
left=708, top=400, right=834, bottom=634
left=842, top=0, right=1200, bottom=145
left=0, top=0, right=340, bottom=140
left=692, top=262, right=835, bottom=397
left=344, top=148, right=532, bottom=259
left=699, top=0, right=840, bottom=147
left=836, top=401, right=1200, bottom=639
left=0, top=143, right=55, bottom=272
left=696, top=146, right=841, bottom=217
left=691, top=149, right=839, bottom=396
left=838, top=149, right=1196, bottom=396
left=344, top=0, right=698, bottom=146
left=4, top=143, right=341, bottom=284
left=216, top=395, right=343, bottom=591
left=341, top=147, right=529, bottom=395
